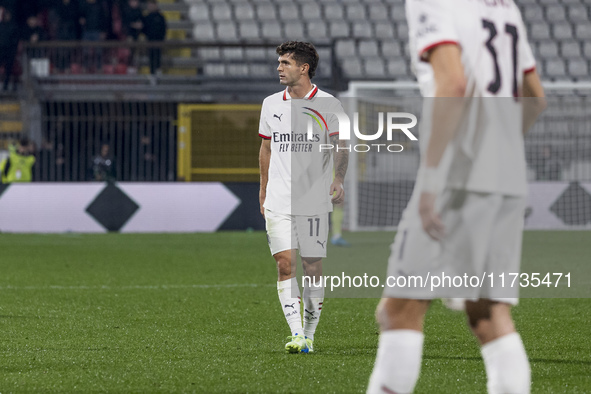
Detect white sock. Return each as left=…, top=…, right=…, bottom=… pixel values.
left=367, top=330, right=424, bottom=394
left=303, top=278, right=324, bottom=341
left=481, top=332, right=531, bottom=394
left=277, top=278, right=303, bottom=336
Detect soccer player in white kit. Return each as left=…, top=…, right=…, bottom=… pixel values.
left=258, top=41, right=348, bottom=353
left=367, top=0, right=546, bottom=393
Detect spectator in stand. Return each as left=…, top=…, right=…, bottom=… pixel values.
left=0, top=8, right=19, bottom=90
left=122, top=0, right=142, bottom=41
left=142, top=0, right=166, bottom=75
left=92, top=143, right=116, bottom=182
left=22, top=15, right=47, bottom=43
left=79, top=0, right=109, bottom=71
left=50, top=0, right=79, bottom=72
left=53, top=0, right=79, bottom=40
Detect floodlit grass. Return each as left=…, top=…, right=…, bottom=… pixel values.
left=0, top=232, right=589, bottom=392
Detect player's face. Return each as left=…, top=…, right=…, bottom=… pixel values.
left=277, top=53, right=304, bottom=86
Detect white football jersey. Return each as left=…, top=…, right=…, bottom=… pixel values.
left=259, top=85, right=342, bottom=215
left=407, top=0, right=537, bottom=196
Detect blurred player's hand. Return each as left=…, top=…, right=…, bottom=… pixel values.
left=419, top=192, right=444, bottom=241
left=259, top=191, right=266, bottom=218
left=330, top=181, right=345, bottom=204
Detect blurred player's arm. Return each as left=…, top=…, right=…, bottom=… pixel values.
left=259, top=139, right=271, bottom=217
left=419, top=43, right=467, bottom=240
left=329, top=134, right=348, bottom=204
left=522, top=70, right=546, bottom=135
left=424, top=43, right=466, bottom=168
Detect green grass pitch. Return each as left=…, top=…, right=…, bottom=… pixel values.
left=0, top=231, right=589, bottom=392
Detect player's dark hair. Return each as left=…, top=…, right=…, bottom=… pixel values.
left=19, top=136, right=29, bottom=147
left=276, top=41, right=319, bottom=79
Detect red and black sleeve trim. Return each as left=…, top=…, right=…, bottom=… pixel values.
left=419, top=40, right=460, bottom=62
left=328, top=131, right=339, bottom=137
left=259, top=133, right=271, bottom=140
left=524, top=66, right=536, bottom=74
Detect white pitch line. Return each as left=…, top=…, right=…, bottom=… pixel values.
left=0, top=283, right=275, bottom=291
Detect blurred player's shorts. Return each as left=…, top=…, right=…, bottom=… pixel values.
left=265, top=208, right=328, bottom=258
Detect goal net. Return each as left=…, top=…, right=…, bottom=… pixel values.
left=340, top=82, right=591, bottom=231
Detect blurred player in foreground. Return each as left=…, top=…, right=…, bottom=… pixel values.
left=368, top=0, right=546, bottom=392
left=258, top=41, right=348, bottom=353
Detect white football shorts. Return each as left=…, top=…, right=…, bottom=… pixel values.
left=265, top=209, right=329, bottom=258
left=383, top=190, right=525, bottom=305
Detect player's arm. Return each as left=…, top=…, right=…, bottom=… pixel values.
left=259, top=138, right=271, bottom=217
left=329, top=133, right=348, bottom=204
left=424, top=43, right=466, bottom=167
left=419, top=43, right=467, bottom=240
left=522, top=69, right=546, bottom=135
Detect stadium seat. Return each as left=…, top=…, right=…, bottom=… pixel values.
left=387, top=58, right=409, bottom=78
left=352, top=22, right=373, bottom=38
left=227, top=64, right=249, bottom=76
left=531, top=24, right=551, bottom=40
left=364, top=57, right=386, bottom=77
left=249, top=63, right=272, bottom=77
left=545, top=58, right=567, bottom=78
left=359, top=40, right=379, bottom=57
left=342, top=58, right=363, bottom=78
left=300, top=3, right=322, bottom=19
left=239, top=22, right=260, bottom=40
left=204, top=63, right=225, bottom=77
left=198, top=47, right=220, bottom=61
left=216, top=22, right=238, bottom=41
left=381, top=40, right=402, bottom=58
left=346, top=4, right=367, bottom=21
left=261, top=21, right=282, bottom=39
left=324, top=3, right=345, bottom=20
left=233, top=4, right=255, bottom=21
left=192, top=23, right=215, bottom=41
left=188, top=4, right=210, bottom=22
left=221, top=47, right=244, bottom=60
left=538, top=41, right=559, bottom=58
left=561, top=41, right=581, bottom=58
left=375, top=22, right=395, bottom=39
left=368, top=4, right=389, bottom=21
left=278, top=4, right=300, bottom=20
left=553, top=23, right=573, bottom=40
left=568, top=59, right=589, bottom=78
left=396, top=22, right=409, bottom=41
left=284, top=22, right=305, bottom=40
left=523, top=4, right=544, bottom=22
left=546, top=5, right=567, bottom=22
left=256, top=3, right=277, bottom=20
left=115, top=64, right=127, bottom=75
left=244, top=48, right=267, bottom=60
left=575, top=22, right=591, bottom=39
left=389, top=4, right=406, bottom=22
left=584, top=41, right=591, bottom=58
left=567, top=5, right=589, bottom=22
left=211, top=4, right=232, bottom=20
left=329, top=21, right=350, bottom=38
left=335, top=40, right=356, bottom=58
left=306, top=20, right=328, bottom=39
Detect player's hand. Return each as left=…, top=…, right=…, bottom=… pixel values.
left=330, top=181, right=344, bottom=204
left=259, top=192, right=266, bottom=218
left=419, top=192, right=444, bottom=241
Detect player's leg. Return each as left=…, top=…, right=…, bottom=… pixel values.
left=265, top=209, right=305, bottom=352
left=297, top=213, right=329, bottom=352
left=467, top=194, right=530, bottom=393
left=367, top=298, right=430, bottom=394
left=301, top=256, right=323, bottom=352
left=466, top=300, right=530, bottom=394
